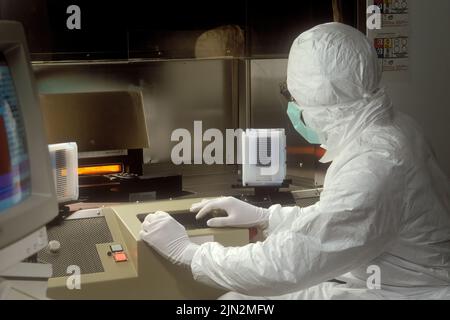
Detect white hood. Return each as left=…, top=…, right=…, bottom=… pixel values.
left=287, top=23, right=394, bottom=162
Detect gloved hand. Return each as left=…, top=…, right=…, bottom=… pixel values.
left=191, top=197, right=270, bottom=229
left=139, top=212, right=199, bottom=267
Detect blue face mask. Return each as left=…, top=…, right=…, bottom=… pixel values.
left=287, top=102, right=321, bottom=145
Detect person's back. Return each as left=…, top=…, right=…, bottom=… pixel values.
left=331, top=111, right=450, bottom=297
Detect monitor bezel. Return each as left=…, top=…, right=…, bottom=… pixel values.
left=0, top=21, right=58, bottom=250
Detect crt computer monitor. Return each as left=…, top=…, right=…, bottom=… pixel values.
left=0, top=21, right=58, bottom=265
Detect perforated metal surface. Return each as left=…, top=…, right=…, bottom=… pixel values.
left=38, top=217, right=113, bottom=278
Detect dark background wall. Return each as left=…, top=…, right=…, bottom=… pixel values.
left=0, top=0, right=361, bottom=61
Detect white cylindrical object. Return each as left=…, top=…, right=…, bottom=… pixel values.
left=48, top=143, right=79, bottom=203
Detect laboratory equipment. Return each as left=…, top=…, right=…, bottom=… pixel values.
left=37, top=198, right=249, bottom=300
left=40, top=91, right=184, bottom=203
left=242, top=129, right=287, bottom=187
left=48, top=143, right=79, bottom=204
left=237, top=129, right=294, bottom=206
left=0, top=21, right=58, bottom=299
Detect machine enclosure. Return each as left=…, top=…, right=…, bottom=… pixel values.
left=45, top=199, right=249, bottom=300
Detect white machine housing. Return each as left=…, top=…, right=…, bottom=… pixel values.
left=242, top=129, right=287, bottom=187
left=48, top=143, right=79, bottom=203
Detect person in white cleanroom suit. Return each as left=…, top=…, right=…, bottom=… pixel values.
left=140, top=23, right=450, bottom=300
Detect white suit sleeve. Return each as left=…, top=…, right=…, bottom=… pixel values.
left=191, top=153, right=403, bottom=296
left=265, top=204, right=306, bottom=235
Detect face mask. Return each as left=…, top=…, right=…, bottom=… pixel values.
left=287, top=101, right=321, bottom=145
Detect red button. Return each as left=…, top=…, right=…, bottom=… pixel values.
left=113, top=252, right=128, bottom=262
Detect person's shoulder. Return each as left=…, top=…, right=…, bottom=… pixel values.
left=356, top=122, right=409, bottom=167
left=333, top=128, right=406, bottom=189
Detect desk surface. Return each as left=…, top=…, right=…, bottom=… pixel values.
left=67, top=171, right=321, bottom=212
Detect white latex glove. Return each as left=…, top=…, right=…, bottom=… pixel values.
left=191, top=197, right=270, bottom=229
left=140, top=212, right=199, bottom=267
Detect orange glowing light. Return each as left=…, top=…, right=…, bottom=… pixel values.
left=77, top=164, right=123, bottom=176
left=287, top=146, right=326, bottom=158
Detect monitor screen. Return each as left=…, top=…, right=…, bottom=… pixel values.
left=0, top=53, right=31, bottom=212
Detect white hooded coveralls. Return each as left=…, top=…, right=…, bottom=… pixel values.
left=190, top=23, right=450, bottom=300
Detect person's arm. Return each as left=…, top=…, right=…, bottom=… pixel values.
left=265, top=204, right=316, bottom=236
left=191, top=198, right=314, bottom=236
left=191, top=153, right=403, bottom=296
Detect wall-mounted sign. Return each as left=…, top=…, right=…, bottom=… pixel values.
left=367, top=0, right=410, bottom=81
